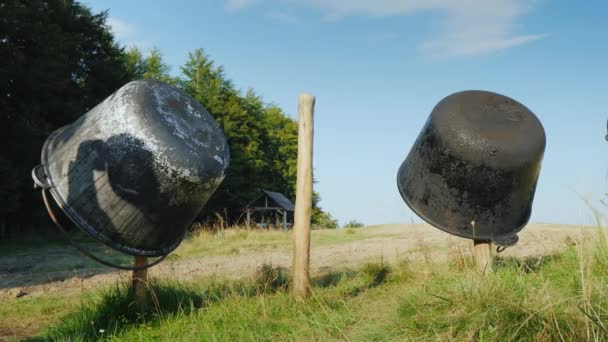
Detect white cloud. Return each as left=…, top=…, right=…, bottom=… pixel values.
left=265, top=11, right=300, bottom=23
left=227, top=0, right=547, bottom=57
left=293, top=0, right=441, bottom=17
left=226, top=0, right=257, bottom=11
left=414, top=0, right=547, bottom=57
left=106, top=17, right=136, bottom=41
left=420, top=33, right=548, bottom=58
left=106, top=17, right=153, bottom=52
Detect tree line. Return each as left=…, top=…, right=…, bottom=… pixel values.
left=0, top=0, right=337, bottom=236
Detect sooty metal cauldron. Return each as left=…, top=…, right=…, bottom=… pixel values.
left=397, top=90, right=545, bottom=246
left=34, top=80, right=229, bottom=258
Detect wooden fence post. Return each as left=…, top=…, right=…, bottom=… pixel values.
left=292, top=93, right=315, bottom=300
left=132, top=256, right=149, bottom=308
left=472, top=240, right=492, bottom=273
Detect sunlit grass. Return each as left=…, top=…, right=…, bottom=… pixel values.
left=171, top=224, right=398, bottom=261
left=2, top=224, right=606, bottom=341
left=3, top=223, right=608, bottom=341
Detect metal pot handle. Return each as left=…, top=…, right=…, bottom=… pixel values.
left=41, top=188, right=167, bottom=271
left=492, top=233, right=519, bottom=251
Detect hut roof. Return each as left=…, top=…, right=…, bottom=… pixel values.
left=247, top=190, right=295, bottom=211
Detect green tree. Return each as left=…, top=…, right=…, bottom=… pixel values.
left=179, top=48, right=334, bottom=225
left=124, top=46, right=177, bottom=84
left=312, top=212, right=339, bottom=229
left=123, top=46, right=146, bottom=80
left=259, top=105, right=298, bottom=198
left=0, top=0, right=132, bottom=231
left=143, top=47, right=177, bottom=84
left=344, top=220, right=365, bottom=228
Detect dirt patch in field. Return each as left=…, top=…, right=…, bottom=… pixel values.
left=0, top=223, right=597, bottom=301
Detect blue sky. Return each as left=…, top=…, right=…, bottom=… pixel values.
left=86, top=0, right=607, bottom=226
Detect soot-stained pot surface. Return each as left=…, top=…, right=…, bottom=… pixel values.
left=40, top=80, right=230, bottom=256
left=397, top=90, right=545, bottom=247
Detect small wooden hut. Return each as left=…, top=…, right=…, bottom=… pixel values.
left=244, top=190, right=295, bottom=229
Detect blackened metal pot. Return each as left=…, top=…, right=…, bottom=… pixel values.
left=397, top=90, right=545, bottom=246
left=34, top=80, right=230, bottom=257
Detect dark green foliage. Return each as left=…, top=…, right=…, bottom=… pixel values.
left=124, top=46, right=178, bottom=85
left=0, top=0, right=132, bottom=233
left=0, top=1, right=131, bottom=132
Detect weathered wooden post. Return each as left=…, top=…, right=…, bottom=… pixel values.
left=132, top=256, right=149, bottom=307
left=283, top=210, right=288, bottom=230
left=292, top=93, right=315, bottom=300
left=472, top=240, right=492, bottom=273
left=471, top=220, right=492, bottom=273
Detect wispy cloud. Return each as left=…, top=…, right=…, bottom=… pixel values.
left=414, top=0, right=548, bottom=57
left=226, top=0, right=547, bottom=57
left=420, top=33, right=548, bottom=58
left=293, top=0, right=438, bottom=17
left=106, top=17, right=136, bottom=41
left=226, top=0, right=258, bottom=11
left=265, top=11, right=300, bottom=23
left=106, top=17, right=153, bottom=52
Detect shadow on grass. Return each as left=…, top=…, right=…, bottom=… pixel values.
left=313, top=269, right=358, bottom=288
left=29, top=261, right=394, bottom=341
left=0, top=230, right=137, bottom=290
left=345, top=261, right=392, bottom=298
left=493, top=254, right=562, bottom=273
left=448, top=251, right=565, bottom=274
left=28, top=279, right=240, bottom=341
left=0, top=230, right=70, bottom=257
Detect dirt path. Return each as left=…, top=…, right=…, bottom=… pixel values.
left=0, top=224, right=597, bottom=300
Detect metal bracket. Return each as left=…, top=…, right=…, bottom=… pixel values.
left=492, top=233, right=519, bottom=251
left=496, top=245, right=508, bottom=253
left=32, top=164, right=51, bottom=189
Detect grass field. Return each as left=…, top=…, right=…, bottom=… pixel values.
left=0, top=224, right=397, bottom=276
left=174, top=224, right=401, bottom=260
left=2, top=225, right=608, bottom=341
